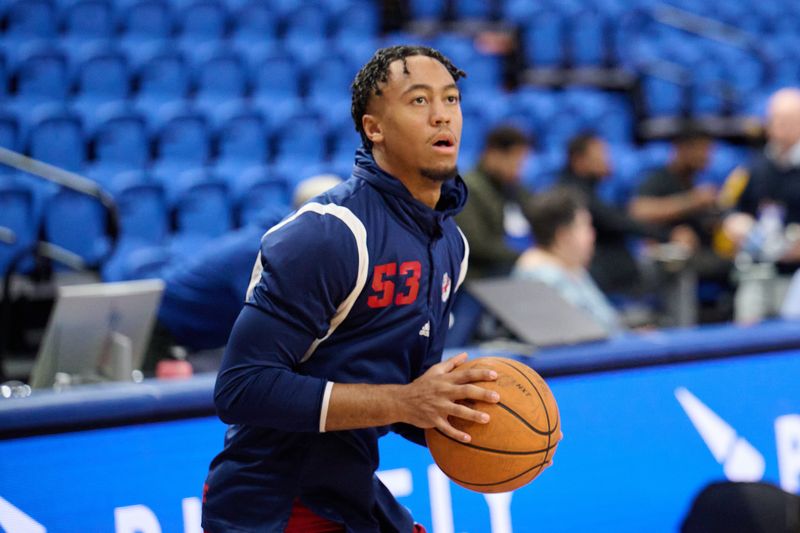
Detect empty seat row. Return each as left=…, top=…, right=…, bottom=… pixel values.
left=1, top=0, right=380, bottom=46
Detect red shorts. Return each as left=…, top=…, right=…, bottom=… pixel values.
left=284, top=498, right=426, bottom=533
left=204, top=499, right=426, bottom=533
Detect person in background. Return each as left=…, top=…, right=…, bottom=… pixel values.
left=558, top=132, right=695, bottom=294
left=724, top=87, right=800, bottom=263
left=629, top=127, right=731, bottom=284
left=514, top=187, right=622, bottom=334
left=146, top=174, right=343, bottom=373
left=455, top=125, right=532, bottom=279
left=721, top=87, right=800, bottom=320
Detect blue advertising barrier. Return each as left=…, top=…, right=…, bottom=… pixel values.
left=1, top=321, right=800, bottom=532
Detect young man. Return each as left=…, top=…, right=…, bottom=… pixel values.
left=202, top=46, right=500, bottom=532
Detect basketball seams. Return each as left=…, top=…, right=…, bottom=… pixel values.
left=432, top=428, right=559, bottom=456
left=497, top=359, right=558, bottom=481
left=496, top=359, right=559, bottom=434
left=437, top=456, right=553, bottom=489
left=494, top=402, right=558, bottom=437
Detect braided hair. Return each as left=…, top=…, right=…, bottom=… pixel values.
left=351, top=45, right=466, bottom=149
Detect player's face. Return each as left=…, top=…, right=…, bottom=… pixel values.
left=366, top=55, right=463, bottom=182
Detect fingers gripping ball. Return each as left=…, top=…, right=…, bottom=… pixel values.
left=425, top=357, right=562, bottom=493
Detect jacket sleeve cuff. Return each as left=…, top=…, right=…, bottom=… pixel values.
left=318, top=381, right=334, bottom=433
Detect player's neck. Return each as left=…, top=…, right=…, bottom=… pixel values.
left=373, top=151, right=442, bottom=209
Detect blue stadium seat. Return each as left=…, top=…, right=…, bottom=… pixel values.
left=135, top=50, right=190, bottom=115
left=111, top=171, right=169, bottom=246
left=102, top=243, right=171, bottom=282
left=4, top=0, right=57, bottom=43
left=691, top=81, right=725, bottom=116
left=193, top=48, right=249, bottom=109
left=306, top=55, right=354, bottom=107
left=501, top=0, right=548, bottom=25
left=171, top=169, right=232, bottom=240
left=570, top=11, right=607, bottom=67
left=523, top=11, right=566, bottom=67
left=11, top=46, right=69, bottom=108
left=722, top=51, right=764, bottom=99
left=120, top=0, right=173, bottom=43
left=330, top=125, right=361, bottom=170
left=43, top=189, right=110, bottom=266
left=409, top=0, right=446, bottom=21
left=214, top=105, right=269, bottom=170
left=232, top=166, right=290, bottom=226
left=272, top=112, right=327, bottom=172
left=0, top=52, right=8, bottom=100
left=252, top=53, right=300, bottom=101
left=154, top=104, right=210, bottom=167
left=27, top=105, right=86, bottom=171
left=61, top=0, right=114, bottom=45
left=92, top=104, right=150, bottom=172
left=0, top=111, right=21, bottom=154
left=641, top=75, right=685, bottom=117
left=230, top=1, right=277, bottom=45
left=453, top=0, right=495, bottom=20
left=73, top=47, right=131, bottom=112
left=177, top=0, right=228, bottom=44
left=457, top=110, right=487, bottom=168
left=0, top=178, right=36, bottom=275
left=330, top=2, right=379, bottom=43
left=433, top=34, right=476, bottom=69
left=458, top=54, right=503, bottom=96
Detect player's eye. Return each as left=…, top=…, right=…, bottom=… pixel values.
left=446, top=94, right=460, bottom=104
left=413, top=96, right=427, bottom=104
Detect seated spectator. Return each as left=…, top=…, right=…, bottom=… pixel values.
left=629, top=127, right=732, bottom=284
left=146, top=174, right=343, bottom=373
left=721, top=88, right=800, bottom=320
left=724, top=87, right=800, bottom=264
left=558, top=132, right=694, bottom=294
left=455, top=125, right=533, bottom=280
left=514, top=187, right=622, bottom=335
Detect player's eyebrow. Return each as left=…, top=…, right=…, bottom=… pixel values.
left=401, top=83, right=458, bottom=96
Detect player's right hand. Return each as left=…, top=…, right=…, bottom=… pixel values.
left=397, top=352, right=499, bottom=443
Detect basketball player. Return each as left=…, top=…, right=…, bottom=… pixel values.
left=202, top=46, right=500, bottom=532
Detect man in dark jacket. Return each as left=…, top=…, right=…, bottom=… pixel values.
left=455, top=126, right=532, bottom=279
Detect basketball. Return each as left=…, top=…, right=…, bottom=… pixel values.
left=425, top=357, right=562, bottom=493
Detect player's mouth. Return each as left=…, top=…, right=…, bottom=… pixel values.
left=431, top=133, right=457, bottom=154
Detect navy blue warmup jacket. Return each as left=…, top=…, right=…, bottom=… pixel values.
left=202, top=148, right=470, bottom=533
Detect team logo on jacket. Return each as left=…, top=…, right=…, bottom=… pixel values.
left=442, top=272, right=451, bottom=302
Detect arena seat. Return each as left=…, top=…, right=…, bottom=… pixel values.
left=232, top=166, right=291, bottom=227
left=92, top=104, right=150, bottom=172
left=153, top=104, right=210, bottom=168
left=27, top=105, right=86, bottom=172
left=4, top=0, right=57, bottom=43
left=193, top=47, right=249, bottom=109
left=61, top=0, right=115, bottom=46
left=73, top=46, right=131, bottom=116
left=0, top=178, right=36, bottom=275
left=112, top=172, right=169, bottom=246
left=171, top=168, right=232, bottom=241
left=11, top=45, right=70, bottom=109
left=43, top=188, right=110, bottom=266
left=176, top=0, right=228, bottom=45
left=135, top=50, right=191, bottom=115
left=214, top=105, right=269, bottom=171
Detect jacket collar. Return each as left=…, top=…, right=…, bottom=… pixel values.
left=352, top=147, right=468, bottom=238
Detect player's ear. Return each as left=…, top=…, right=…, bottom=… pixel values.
left=362, top=114, right=383, bottom=144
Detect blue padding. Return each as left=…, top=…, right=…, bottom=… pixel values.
left=5, top=321, right=800, bottom=437
left=0, top=374, right=216, bottom=437
left=450, top=320, right=800, bottom=377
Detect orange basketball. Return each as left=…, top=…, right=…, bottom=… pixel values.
left=425, top=357, right=562, bottom=493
